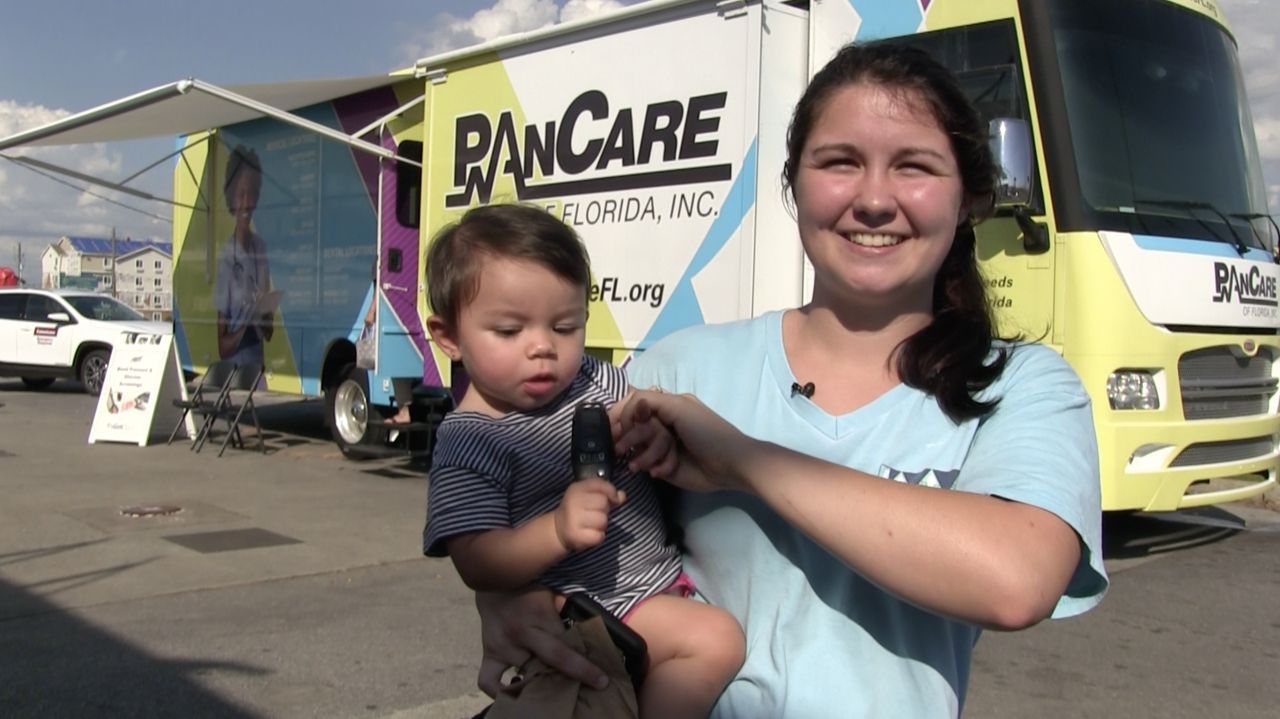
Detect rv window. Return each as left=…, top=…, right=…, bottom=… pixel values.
left=879, top=20, right=1043, bottom=211
left=396, top=141, right=424, bottom=228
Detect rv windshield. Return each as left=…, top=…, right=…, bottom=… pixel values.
left=1047, top=0, right=1271, bottom=253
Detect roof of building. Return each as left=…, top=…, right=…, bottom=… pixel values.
left=63, top=236, right=172, bottom=257
left=115, top=244, right=173, bottom=261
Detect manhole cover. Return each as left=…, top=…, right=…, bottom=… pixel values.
left=120, top=505, right=184, bottom=518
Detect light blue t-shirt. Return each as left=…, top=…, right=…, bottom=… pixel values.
left=627, top=310, right=1108, bottom=718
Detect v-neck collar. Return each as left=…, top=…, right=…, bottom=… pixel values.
left=763, top=310, right=911, bottom=440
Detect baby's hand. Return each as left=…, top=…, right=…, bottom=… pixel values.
left=554, top=478, right=625, bottom=553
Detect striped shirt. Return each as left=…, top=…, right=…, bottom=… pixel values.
left=423, top=355, right=682, bottom=617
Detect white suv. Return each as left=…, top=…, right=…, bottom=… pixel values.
left=0, top=289, right=171, bottom=395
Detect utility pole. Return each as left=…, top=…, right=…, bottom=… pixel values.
left=16, top=242, right=22, bottom=286
left=110, top=226, right=118, bottom=298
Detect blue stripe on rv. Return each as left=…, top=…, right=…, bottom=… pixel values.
left=1132, top=233, right=1273, bottom=262
left=638, top=139, right=758, bottom=350
left=848, top=0, right=923, bottom=40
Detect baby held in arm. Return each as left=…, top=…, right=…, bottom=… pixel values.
left=419, top=203, right=744, bottom=719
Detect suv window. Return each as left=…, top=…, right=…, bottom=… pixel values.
left=23, top=295, right=69, bottom=322
left=0, top=293, right=26, bottom=320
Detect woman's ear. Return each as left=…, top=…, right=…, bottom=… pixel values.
left=427, top=315, right=461, bottom=361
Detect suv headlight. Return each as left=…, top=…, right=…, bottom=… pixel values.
left=1107, top=370, right=1160, bottom=410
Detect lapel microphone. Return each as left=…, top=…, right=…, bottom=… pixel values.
left=790, top=381, right=816, bottom=399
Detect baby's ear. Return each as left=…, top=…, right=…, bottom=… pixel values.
left=426, top=315, right=461, bottom=361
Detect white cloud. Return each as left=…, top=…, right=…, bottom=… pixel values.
left=401, top=0, right=627, bottom=63
left=559, top=0, right=628, bottom=23
left=0, top=99, right=167, bottom=285
left=1222, top=0, right=1280, bottom=212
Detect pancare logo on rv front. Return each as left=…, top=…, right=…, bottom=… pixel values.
left=445, top=90, right=730, bottom=208
left=1211, top=261, right=1278, bottom=307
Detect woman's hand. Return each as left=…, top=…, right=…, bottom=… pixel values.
left=612, top=390, right=755, bottom=493
left=474, top=587, right=608, bottom=697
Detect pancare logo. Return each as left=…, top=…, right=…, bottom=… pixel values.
left=445, top=90, right=730, bottom=208
left=1211, top=261, right=1278, bottom=307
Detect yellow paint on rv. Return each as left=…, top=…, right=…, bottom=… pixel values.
left=417, top=52, right=627, bottom=382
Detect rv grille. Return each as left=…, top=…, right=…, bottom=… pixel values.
left=1178, top=346, right=1277, bottom=420
left=1169, top=436, right=1275, bottom=468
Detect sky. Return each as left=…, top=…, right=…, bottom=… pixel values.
left=0, top=0, right=1277, bottom=283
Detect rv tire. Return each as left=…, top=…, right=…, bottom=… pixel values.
left=326, top=364, right=382, bottom=459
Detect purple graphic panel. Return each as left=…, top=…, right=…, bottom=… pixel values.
left=334, top=87, right=399, bottom=208
left=380, top=132, right=441, bottom=387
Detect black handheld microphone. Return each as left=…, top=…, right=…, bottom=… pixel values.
left=791, top=381, right=816, bottom=399
left=571, top=401, right=614, bottom=482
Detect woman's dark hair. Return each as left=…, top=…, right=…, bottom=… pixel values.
left=426, top=204, right=591, bottom=327
left=224, top=144, right=262, bottom=214
left=782, top=42, right=1012, bottom=422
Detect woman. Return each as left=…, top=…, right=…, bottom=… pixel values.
left=475, top=43, right=1108, bottom=717
left=215, top=144, right=275, bottom=368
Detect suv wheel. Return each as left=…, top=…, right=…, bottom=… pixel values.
left=21, top=377, right=56, bottom=390
left=78, top=349, right=111, bottom=396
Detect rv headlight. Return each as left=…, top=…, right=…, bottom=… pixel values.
left=1107, top=370, right=1160, bottom=410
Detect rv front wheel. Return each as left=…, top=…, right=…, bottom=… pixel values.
left=326, top=364, right=381, bottom=459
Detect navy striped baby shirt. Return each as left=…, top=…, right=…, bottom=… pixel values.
left=423, top=355, right=682, bottom=618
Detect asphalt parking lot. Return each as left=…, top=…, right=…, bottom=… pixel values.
left=1, top=378, right=1278, bottom=718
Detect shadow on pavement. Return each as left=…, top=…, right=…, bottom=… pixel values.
left=1103, top=506, right=1249, bottom=559
left=0, top=379, right=90, bottom=395
left=252, top=398, right=329, bottom=442
left=0, top=575, right=264, bottom=718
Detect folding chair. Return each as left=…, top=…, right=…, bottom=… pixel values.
left=168, top=360, right=238, bottom=445
left=190, top=366, right=243, bottom=454
left=214, top=363, right=266, bottom=457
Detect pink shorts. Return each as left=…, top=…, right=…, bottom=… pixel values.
left=621, top=572, right=697, bottom=623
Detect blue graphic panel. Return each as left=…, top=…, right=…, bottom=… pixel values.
left=848, top=0, right=923, bottom=40
left=639, top=140, right=758, bottom=348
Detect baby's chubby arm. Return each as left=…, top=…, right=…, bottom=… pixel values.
left=446, top=477, right=626, bottom=592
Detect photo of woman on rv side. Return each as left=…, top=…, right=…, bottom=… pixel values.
left=215, top=143, right=277, bottom=371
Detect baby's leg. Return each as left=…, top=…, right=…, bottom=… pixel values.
left=625, top=593, right=744, bottom=719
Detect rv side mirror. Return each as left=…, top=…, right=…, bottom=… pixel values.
left=988, top=117, right=1034, bottom=208
left=47, top=311, right=71, bottom=323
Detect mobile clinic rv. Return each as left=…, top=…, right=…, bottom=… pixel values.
left=1, top=0, right=1275, bottom=512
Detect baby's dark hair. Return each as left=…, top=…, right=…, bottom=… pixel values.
left=426, top=204, right=590, bottom=327
left=224, top=144, right=262, bottom=214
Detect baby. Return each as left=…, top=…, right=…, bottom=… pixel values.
left=422, top=204, right=743, bottom=718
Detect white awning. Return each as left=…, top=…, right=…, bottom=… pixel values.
left=0, top=74, right=421, bottom=213
left=0, top=75, right=407, bottom=150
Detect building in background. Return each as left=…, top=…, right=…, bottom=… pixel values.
left=40, top=236, right=173, bottom=320
left=114, top=243, right=173, bottom=321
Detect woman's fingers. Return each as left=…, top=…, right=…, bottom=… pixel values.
left=473, top=588, right=609, bottom=694
left=477, top=656, right=510, bottom=697
left=511, top=621, right=610, bottom=689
